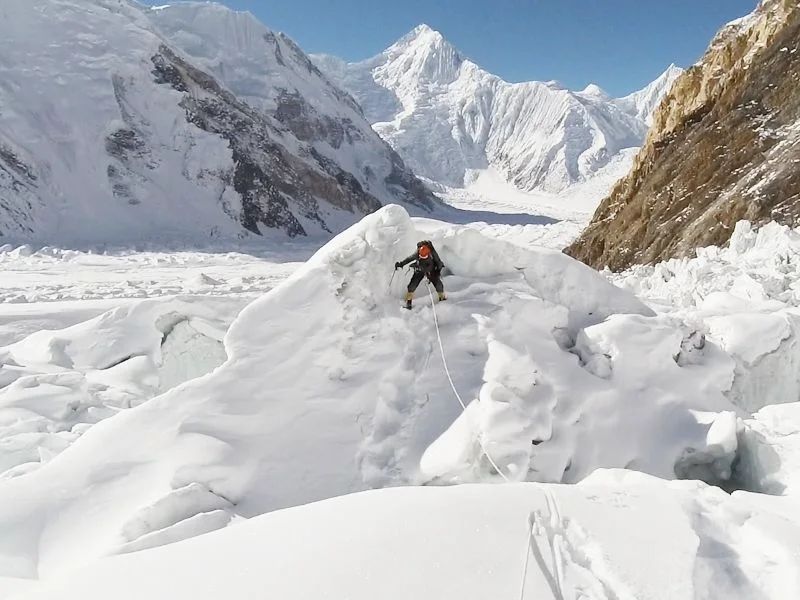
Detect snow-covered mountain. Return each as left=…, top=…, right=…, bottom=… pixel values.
left=313, top=26, right=682, bottom=194
left=0, top=0, right=435, bottom=244
left=614, top=63, right=684, bottom=125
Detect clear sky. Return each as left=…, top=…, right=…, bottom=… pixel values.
left=150, top=0, right=758, bottom=96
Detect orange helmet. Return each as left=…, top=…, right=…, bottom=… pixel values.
left=418, top=245, right=431, bottom=259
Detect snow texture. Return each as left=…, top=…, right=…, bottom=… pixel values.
left=0, top=0, right=434, bottom=243
left=17, top=473, right=800, bottom=600
left=313, top=26, right=682, bottom=194
left=0, top=297, right=235, bottom=481
left=2, top=206, right=797, bottom=588
left=613, top=221, right=800, bottom=413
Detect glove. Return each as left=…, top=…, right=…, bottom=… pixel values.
left=394, top=262, right=401, bottom=270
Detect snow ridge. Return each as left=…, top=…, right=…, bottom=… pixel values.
left=313, top=26, right=683, bottom=194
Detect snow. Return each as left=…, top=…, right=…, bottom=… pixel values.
left=614, top=64, right=684, bottom=125
left=0, top=0, right=434, bottom=244
left=611, top=220, right=800, bottom=413
left=16, top=473, right=800, bottom=600
left=1, top=2, right=799, bottom=596
left=313, top=26, right=682, bottom=198
left=0, top=244, right=310, bottom=306
left=609, top=218, right=800, bottom=497
left=2, top=205, right=800, bottom=596
left=0, top=297, right=241, bottom=481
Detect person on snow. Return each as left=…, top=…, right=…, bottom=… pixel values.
left=394, top=240, right=446, bottom=309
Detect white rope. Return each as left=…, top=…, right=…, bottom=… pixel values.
left=518, top=515, right=536, bottom=600
left=425, top=283, right=511, bottom=483
left=519, top=499, right=565, bottom=600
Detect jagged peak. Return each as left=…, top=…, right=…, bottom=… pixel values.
left=580, top=83, right=610, bottom=99
left=379, top=23, right=464, bottom=85
left=399, top=23, right=444, bottom=44
left=656, top=63, right=684, bottom=82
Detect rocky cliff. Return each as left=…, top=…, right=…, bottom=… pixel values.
left=566, top=0, right=800, bottom=270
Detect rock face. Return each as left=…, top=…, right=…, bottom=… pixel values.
left=0, top=0, right=435, bottom=244
left=313, top=26, right=681, bottom=194
left=566, top=0, right=800, bottom=270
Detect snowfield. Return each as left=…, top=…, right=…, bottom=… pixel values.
left=1, top=206, right=799, bottom=599
left=2, top=2, right=798, bottom=598
left=15, top=473, right=800, bottom=600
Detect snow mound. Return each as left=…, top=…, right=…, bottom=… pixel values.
left=613, top=221, right=800, bottom=414
left=0, top=206, right=786, bottom=579
left=20, top=474, right=800, bottom=600
left=0, top=298, right=230, bottom=481
left=737, top=403, right=800, bottom=497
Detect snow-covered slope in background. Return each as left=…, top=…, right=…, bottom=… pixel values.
left=0, top=0, right=435, bottom=244
left=313, top=26, right=682, bottom=195
left=1, top=205, right=798, bottom=586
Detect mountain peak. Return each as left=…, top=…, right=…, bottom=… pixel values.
left=409, top=23, right=437, bottom=37
left=394, top=23, right=452, bottom=52
left=381, top=24, right=463, bottom=85
left=580, top=83, right=610, bottom=99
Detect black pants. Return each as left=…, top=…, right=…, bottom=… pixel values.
left=408, top=269, right=443, bottom=294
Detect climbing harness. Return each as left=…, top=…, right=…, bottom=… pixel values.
left=425, top=282, right=511, bottom=483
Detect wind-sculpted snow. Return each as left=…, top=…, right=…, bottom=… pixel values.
left=0, top=297, right=236, bottom=481
left=613, top=221, right=800, bottom=414
left=313, top=26, right=682, bottom=195
left=19, top=473, right=800, bottom=600
left=611, top=220, right=800, bottom=498
left=0, top=205, right=789, bottom=583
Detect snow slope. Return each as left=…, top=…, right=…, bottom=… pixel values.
left=0, top=297, right=238, bottom=481
left=0, top=0, right=434, bottom=244
left=614, top=64, right=684, bottom=125
left=313, top=26, right=682, bottom=195
left=0, top=205, right=790, bottom=583
left=19, top=472, right=800, bottom=600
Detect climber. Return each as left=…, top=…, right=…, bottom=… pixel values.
left=395, top=240, right=446, bottom=309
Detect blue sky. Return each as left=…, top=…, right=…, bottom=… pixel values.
left=153, top=0, right=757, bottom=96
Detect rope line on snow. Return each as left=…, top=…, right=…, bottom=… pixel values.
left=519, top=492, right=566, bottom=600
left=422, top=282, right=568, bottom=599
left=518, top=515, right=536, bottom=600
left=425, top=282, right=511, bottom=483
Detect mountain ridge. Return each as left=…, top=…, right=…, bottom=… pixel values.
left=0, top=0, right=436, bottom=244
left=313, top=25, right=683, bottom=195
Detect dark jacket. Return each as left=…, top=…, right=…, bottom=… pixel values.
left=398, top=240, right=444, bottom=274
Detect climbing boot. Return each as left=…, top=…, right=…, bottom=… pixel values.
left=404, top=291, right=413, bottom=310
left=438, top=292, right=447, bottom=302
